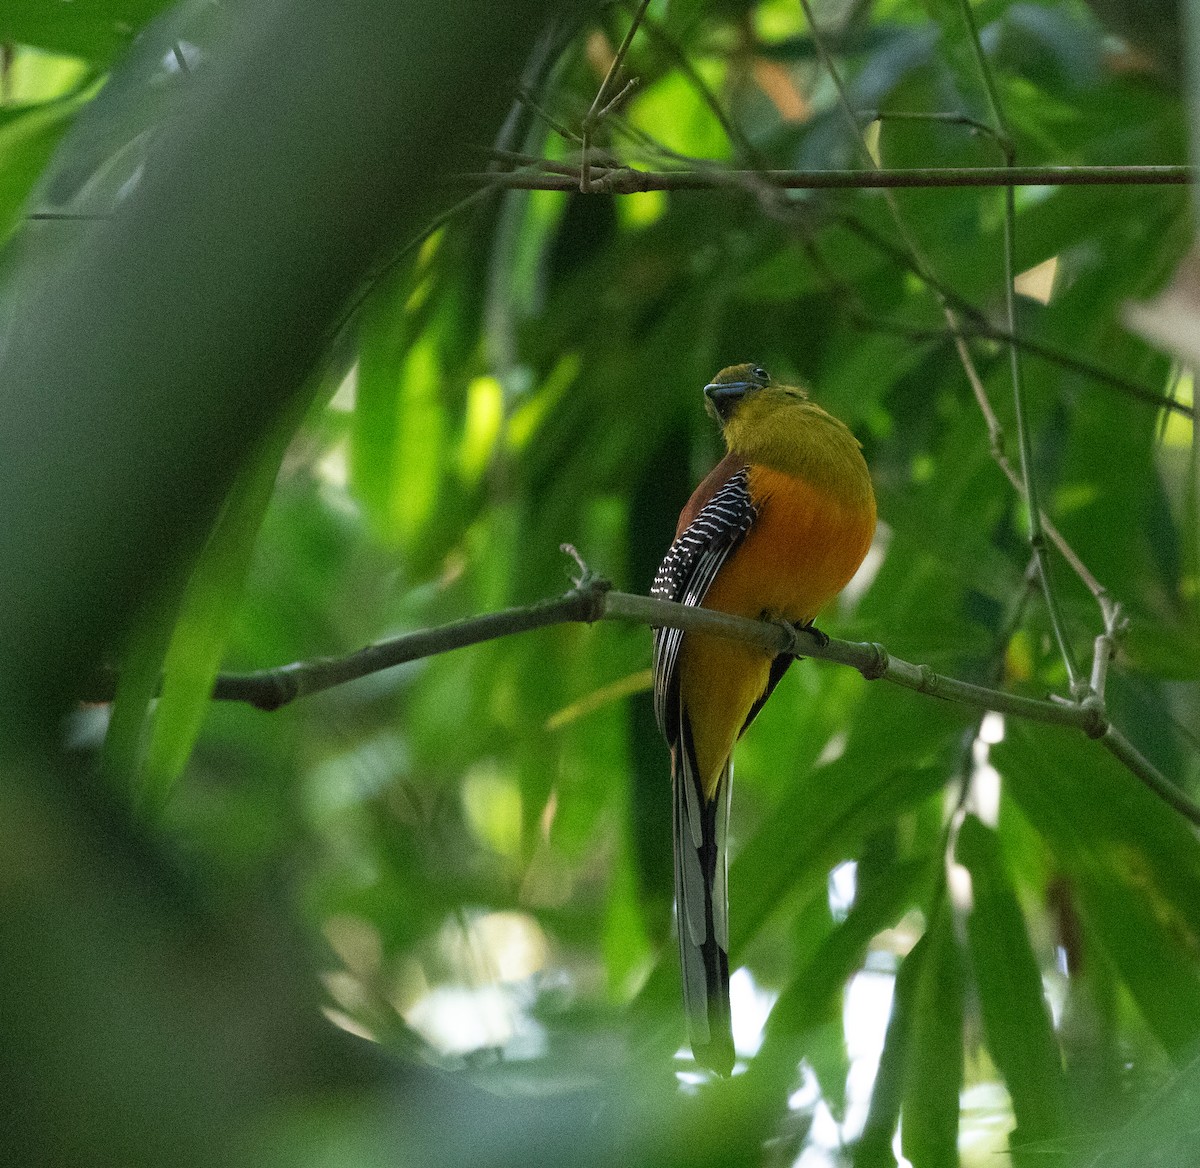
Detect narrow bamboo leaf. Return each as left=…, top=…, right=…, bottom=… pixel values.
left=352, top=269, right=420, bottom=535
left=603, top=825, right=653, bottom=1001
left=141, top=435, right=289, bottom=808
left=956, top=814, right=1065, bottom=1158
left=751, top=858, right=929, bottom=1092
left=901, top=897, right=965, bottom=1168
left=997, top=725, right=1200, bottom=1059
left=1091, top=1046, right=1200, bottom=1168
left=0, top=1, right=175, bottom=62
left=731, top=687, right=969, bottom=955
left=0, top=93, right=89, bottom=241
left=100, top=591, right=179, bottom=796
left=353, top=284, right=449, bottom=557
left=852, top=929, right=929, bottom=1168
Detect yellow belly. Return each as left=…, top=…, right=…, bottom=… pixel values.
left=678, top=467, right=876, bottom=797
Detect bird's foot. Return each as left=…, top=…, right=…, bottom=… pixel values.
left=772, top=614, right=830, bottom=653
left=768, top=618, right=800, bottom=656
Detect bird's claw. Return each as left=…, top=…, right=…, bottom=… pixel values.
left=804, top=620, right=830, bottom=648
left=771, top=618, right=829, bottom=654
left=769, top=618, right=800, bottom=655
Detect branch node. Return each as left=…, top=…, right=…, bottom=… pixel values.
left=560, top=543, right=595, bottom=587
left=560, top=544, right=611, bottom=620
left=859, top=642, right=890, bottom=681
left=250, top=670, right=299, bottom=712
left=1078, top=695, right=1109, bottom=739
left=579, top=577, right=612, bottom=623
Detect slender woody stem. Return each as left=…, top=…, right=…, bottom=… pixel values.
left=459, top=164, right=1197, bottom=192
left=78, top=579, right=1200, bottom=830
left=795, top=0, right=1111, bottom=646
left=956, top=0, right=1083, bottom=692
left=580, top=0, right=653, bottom=192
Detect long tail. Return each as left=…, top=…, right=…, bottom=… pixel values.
left=673, top=713, right=734, bottom=1076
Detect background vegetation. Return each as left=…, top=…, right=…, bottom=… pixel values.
left=1, top=0, right=1198, bottom=1164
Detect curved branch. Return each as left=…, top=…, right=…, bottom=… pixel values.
left=79, top=578, right=1200, bottom=828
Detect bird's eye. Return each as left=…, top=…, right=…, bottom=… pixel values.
left=751, top=366, right=768, bottom=382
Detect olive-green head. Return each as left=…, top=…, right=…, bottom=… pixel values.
left=703, top=363, right=870, bottom=504
left=704, top=363, right=810, bottom=426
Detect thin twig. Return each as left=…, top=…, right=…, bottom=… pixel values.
left=25, top=211, right=113, bottom=221
left=581, top=0, right=653, bottom=192
left=77, top=576, right=1200, bottom=828
left=858, top=109, right=998, bottom=140
left=33, top=167, right=1195, bottom=228
left=484, top=146, right=583, bottom=177
left=456, top=164, right=1196, bottom=191
left=120, top=585, right=608, bottom=712
left=1100, top=726, right=1197, bottom=826
left=597, top=75, right=641, bottom=121
left=849, top=306, right=1193, bottom=420
left=517, top=86, right=583, bottom=144
left=956, top=0, right=1082, bottom=692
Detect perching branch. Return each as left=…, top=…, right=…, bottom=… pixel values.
left=81, top=564, right=1200, bottom=830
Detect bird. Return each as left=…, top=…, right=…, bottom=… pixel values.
left=651, top=363, right=876, bottom=1075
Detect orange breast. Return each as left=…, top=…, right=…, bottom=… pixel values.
left=706, top=466, right=876, bottom=625
left=678, top=468, right=876, bottom=796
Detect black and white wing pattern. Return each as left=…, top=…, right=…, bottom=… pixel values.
left=651, top=464, right=757, bottom=1076
left=651, top=466, right=757, bottom=742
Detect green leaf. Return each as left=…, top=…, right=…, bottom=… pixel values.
left=751, top=857, right=929, bottom=1092
left=141, top=434, right=291, bottom=808
left=901, top=896, right=965, bottom=1168
left=997, top=724, right=1200, bottom=1059
left=0, top=1, right=175, bottom=62
left=1091, top=1048, right=1200, bottom=1168
left=956, top=813, right=1065, bottom=1156
left=916, top=0, right=994, bottom=124
left=100, top=587, right=180, bottom=796
left=0, top=92, right=90, bottom=241
left=731, top=685, right=969, bottom=956
left=853, top=928, right=927, bottom=1168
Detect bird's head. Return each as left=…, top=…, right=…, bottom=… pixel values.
left=703, top=364, right=865, bottom=488
left=704, top=363, right=808, bottom=425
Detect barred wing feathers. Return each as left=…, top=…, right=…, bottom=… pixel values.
left=651, top=463, right=756, bottom=1076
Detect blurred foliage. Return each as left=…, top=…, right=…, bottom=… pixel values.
left=2, top=0, right=1200, bottom=1165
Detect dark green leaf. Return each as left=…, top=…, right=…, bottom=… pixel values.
left=957, top=813, right=1065, bottom=1156
left=0, top=0, right=175, bottom=62
left=901, top=896, right=965, bottom=1168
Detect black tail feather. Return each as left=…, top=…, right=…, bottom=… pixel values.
left=674, top=713, right=735, bottom=1076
